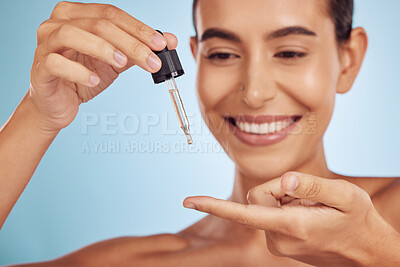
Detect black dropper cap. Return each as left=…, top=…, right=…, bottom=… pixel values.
left=151, top=30, right=185, bottom=84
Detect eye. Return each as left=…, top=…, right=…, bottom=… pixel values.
left=274, top=51, right=307, bottom=59
left=206, top=52, right=239, bottom=61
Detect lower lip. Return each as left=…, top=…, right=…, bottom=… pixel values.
left=227, top=118, right=301, bottom=146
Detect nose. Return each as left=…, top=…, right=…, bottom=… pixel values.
left=241, top=53, right=277, bottom=109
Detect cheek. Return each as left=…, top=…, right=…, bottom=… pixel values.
left=276, top=54, right=340, bottom=114
left=196, top=60, right=240, bottom=112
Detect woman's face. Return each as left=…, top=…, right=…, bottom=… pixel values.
left=191, top=0, right=343, bottom=180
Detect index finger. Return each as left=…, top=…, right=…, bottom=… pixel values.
left=183, top=196, right=291, bottom=234
left=50, top=2, right=169, bottom=51
left=246, top=177, right=284, bottom=206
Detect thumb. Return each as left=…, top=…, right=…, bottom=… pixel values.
left=280, top=171, right=360, bottom=212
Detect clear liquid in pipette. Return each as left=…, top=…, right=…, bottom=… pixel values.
left=167, top=80, right=193, bottom=144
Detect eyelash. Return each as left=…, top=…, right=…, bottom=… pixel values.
left=206, top=51, right=307, bottom=61
left=274, top=51, right=307, bottom=59
left=206, top=53, right=238, bottom=60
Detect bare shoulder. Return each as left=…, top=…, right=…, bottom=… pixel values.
left=132, top=233, right=191, bottom=250
left=125, top=232, right=252, bottom=267
left=51, top=233, right=191, bottom=265
left=371, top=177, right=400, bottom=232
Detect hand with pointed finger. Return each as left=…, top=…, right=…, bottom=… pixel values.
left=28, top=1, right=178, bottom=134
left=183, top=172, right=400, bottom=266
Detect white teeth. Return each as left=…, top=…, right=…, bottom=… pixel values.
left=244, top=122, right=251, bottom=133
left=236, top=119, right=296, bottom=134
left=251, top=123, right=258, bottom=133
left=260, top=123, right=269, bottom=134
left=276, top=121, right=282, bottom=132
left=269, top=122, right=276, bottom=133
left=282, top=121, right=289, bottom=128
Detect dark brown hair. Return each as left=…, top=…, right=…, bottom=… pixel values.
left=192, top=0, right=353, bottom=44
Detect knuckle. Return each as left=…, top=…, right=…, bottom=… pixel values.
left=100, top=4, right=119, bottom=20
left=98, top=43, right=113, bottom=58
left=37, top=20, right=49, bottom=40
left=56, top=23, right=74, bottom=40
left=304, top=179, right=321, bottom=199
left=129, top=42, right=144, bottom=58
left=43, top=53, right=60, bottom=69
left=52, top=1, right=70, bottom=17
left=359, top=188, right=372, bottom=203
left=353, top=186, right=370, bottom=205
left=280, top=221, right=297, bottom=237
left=54, top=1, right=69, bottom=11
left=293, top=221, right=309, bottom=241
left=134, top=23, right=148, bottom=38
left=233, top=206, right=251, bottom=228
left=347, top=187, right=359, bottom=203
left=93, top=19, right=111, bottom=34
left=235, top=216, right=251, bottom=228
left=338, top=179, right=360, bottom=204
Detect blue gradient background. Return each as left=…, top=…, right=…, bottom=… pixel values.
left=0, top=0, right=399, bottom=265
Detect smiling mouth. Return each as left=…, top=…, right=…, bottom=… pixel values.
left=224, top=114, right=303, bottom=135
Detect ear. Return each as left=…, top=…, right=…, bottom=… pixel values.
left=336, top=27, right=368, bottom=94
left=190, top=36, right=198, bottom=62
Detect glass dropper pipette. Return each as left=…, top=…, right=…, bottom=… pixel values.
left=151, top=30, right=193, bottom=144
left=165, top=77, right=193, bottom=144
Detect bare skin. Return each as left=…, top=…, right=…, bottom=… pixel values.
left=2, top=1, right=400, bottom=266
left=14, top=177, right=399, bottom=267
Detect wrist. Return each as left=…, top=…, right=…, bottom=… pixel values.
left=355, top=211, right=400, bottom=266
left=365, top=230, right=400, bottom=266
left=16, top=93, right=61, bottom=138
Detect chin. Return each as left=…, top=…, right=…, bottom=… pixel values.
left=234, top=152, right=297, bottom=181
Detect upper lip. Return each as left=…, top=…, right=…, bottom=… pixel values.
left=224, top=114, right=303, bottom=124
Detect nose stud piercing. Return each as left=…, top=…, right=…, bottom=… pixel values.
left=240, top=85, right=245, bottom=91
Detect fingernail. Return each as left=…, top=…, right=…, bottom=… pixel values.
left=114, top=50, right=127, bottom=67
left=89, top=74, right=100, bottom=86
left=183, top=202, right=196, bottom=210
left=283, top=174, right=298, bottom=192
left=148, top=54, right=161, bottom=71
left=152, top=33, right=167, bottom=48
left=246, top=191, right=251, bottom=204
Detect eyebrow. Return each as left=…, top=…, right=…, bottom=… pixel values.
left=199, top=26, right=317, bottom=42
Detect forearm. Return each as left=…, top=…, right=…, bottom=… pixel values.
left=0, top=93, right=58, bottom=228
